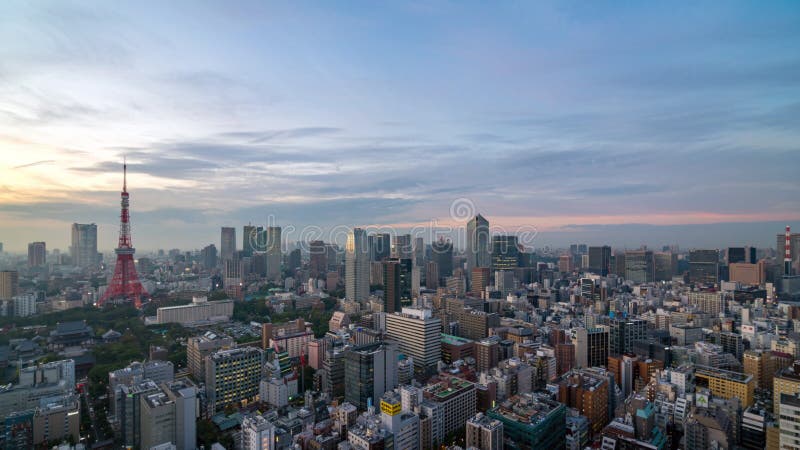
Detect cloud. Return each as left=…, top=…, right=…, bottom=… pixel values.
left=13, top=160, right=55, bottom=169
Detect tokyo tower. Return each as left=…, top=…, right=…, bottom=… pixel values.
left=98, top=161, right=149, bottom=308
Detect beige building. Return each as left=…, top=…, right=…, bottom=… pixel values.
left=0, top=270, right=19, bottom=300
left=187, top=331, right=235, bottom=382
left=32, top=396, right=80, bottom=446
left=729, top=262, right=767, bottom=285
left=156, top=296, right=233, bottom=325
left=774, top=363, right=800, bottom=415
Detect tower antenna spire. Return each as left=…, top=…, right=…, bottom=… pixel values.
left=123, top=156, right=127, bottom=193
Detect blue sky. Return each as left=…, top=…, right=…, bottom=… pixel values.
left=1, top=1, right=799, bottom=252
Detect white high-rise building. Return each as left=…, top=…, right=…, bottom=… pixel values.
left=385, top=308, right=442, bottom=377
left=346, top=228, right=370, bottom=303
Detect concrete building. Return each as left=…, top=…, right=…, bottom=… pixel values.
left=140, top=380, right=197, bottom=450
left=466, top=214, right=491, bottom=274
left=12, top=293, right=36, bottom=317
left=265, top=226, right=282, bottom=281
left=241, top=414, right=278, bottom=450
left=220, top=227, right=236, bottom=262
left=186, top=331, right=234, bottom=382
left=689, top=249, right=720, bottom=284
left=344, top=342, right=398, bottom=411
left=729, top=262, right=767, bottom=285
left=695, top=365, right=755, bottom=407
left=423, top=377, right=476, bottom=438
left=32, top=395, right=80, bottom=446
left=488, top=392, right=566, bottom=450
left=624, top=250, right=654, bottom=283
left=206, top=347, right=264, bottom=411
left=155, top=296, right=234, bottom=325
left=384, top=308, right=442, bottom=378
left=466, top=412, right=503, bottom=450
left=380, top=391, right=419, bottom=450
left=27, top=241, right=46, bottom=268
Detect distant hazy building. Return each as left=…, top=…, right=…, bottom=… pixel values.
left=70, top=223, right=97, bottom=268
left=729, top=262, right=767, bottom=285
left=492, top=235, right=519, bottom=272
left=392, top=234, right=413, bottom=260
left=689, top=249, right=720, bottom=284
left=0, top=270, right=19, bottom=300
left=588, top=246, right=611, bottom=276
left=27, top=242, right=46, bottom=268
left=467, top=214, right=491, bottom=274
left=265, top=226, right=282, bottom=281
left=201, top=244, right=217, bottom=269
left=220, top=227, right=236, bottom=261
left=624, top=250, right=654, bottom=283
left=13, top=293, right=36, bottom=317
left=346, top=228, right=370, bottom=303
left=654, top=252, right=677, bottom=281
left=372, top=233, right=391, bottom=262
left=431, top=238, right=454, bottom=284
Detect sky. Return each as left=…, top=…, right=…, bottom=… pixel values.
left=1, top=1, right=799, bottom=252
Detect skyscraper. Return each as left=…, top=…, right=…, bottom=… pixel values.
left=243, top=225, right=257, bottom=256
left=27, top=242, right=46, bottom=268
left=491, top=235, right=519, bottom=272
left=413, top=236, right=425, bottom=268
left=383, top=260, right=401, bottom=313
left=466, top=214, right=490, bottom=273
left=587, top=246, right=611, bottom=276
left=344, top=342, right=398, bottom=411
left=372, top=233, right=391, bottom=261
left=392, top=234, right=413, bottom=259
left=384, top=308, right=441, bottom=378
left=609, top=319, right=647, bottom=356
left=220, top=227, right=236, bottom=261
left=309, top=240, right=327, bottom=276
left=654, top=252, right=677, bottom=281
left=624, top=250, right=654, bottom=283
left=431, top=238, right=453, bottom=285
left=70, top=223, right=97, bottom=268
left=346, top=228, right=370, bottom=303
left=201, top=244, right=218, bottom=269
left=727, top=247, right=746, bottom=264
left=265, top=226, right=282, bottom=281
left=689, top=249, right=720, bottom=284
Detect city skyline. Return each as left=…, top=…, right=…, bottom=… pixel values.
left=1, top=1, right=799, bottom=251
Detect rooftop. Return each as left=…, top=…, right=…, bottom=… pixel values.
left=695, top=365, right=752, bottom=383
left=489, top=392, right=564, bottom=427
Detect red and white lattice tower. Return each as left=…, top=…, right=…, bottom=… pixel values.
left=98, top=161, right=149, bottom=308
left=786, top=225, right=793, bottom=277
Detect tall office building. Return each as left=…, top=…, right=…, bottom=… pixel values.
left=384, top=308, right=442, bottom=377
left=425, top=261, right=439, bottom=289
left=265, top=226, right=282, bottom=281
left=587, top=246, right=611, bottom=276
left=392, top=234, right=413, bottom=259
left=201, top=244, right=218, bottom=269
left=571, top=327, right=609, bottom=368
left=344, top=342, right=398, bottom=411
left=220, top=227, right=236, bottom=261
left=471, top=267, right=490, bottom=297
left=431, top=238, right=453, bottom=284
left=309, top=240, right=327, bottom=276
left=0, top=270, right=19, bottom=300
left=654, top=252, right=677, bottom=281
left=70, top=223, right=97, bottom=268
left=139, top=380, right=197, bottom=450
left=346, top=228, right=370, bottom=303
left=727, top=247, right=746, bottom=264
left=372, top=233, right=391, bottom=261
left=624, top=250, right=654, bottom=283
left=467, top=214, right=491, bottom=273
left=689, top=249, right=720, bottom=284
left=27, top=242, right=46, bottom=268
left=205, top=347, right=264, bottom=411
left=492, top=235, right=519, bottom=272
left=383, top=260, right=401, bottom=313
left=609, top=319, right=647, bottom=356
left=187, top=332, right=235, bottom=382
left=413, top=237, right=425, bottom=268
left=243, top=225, right=257, bottom=256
